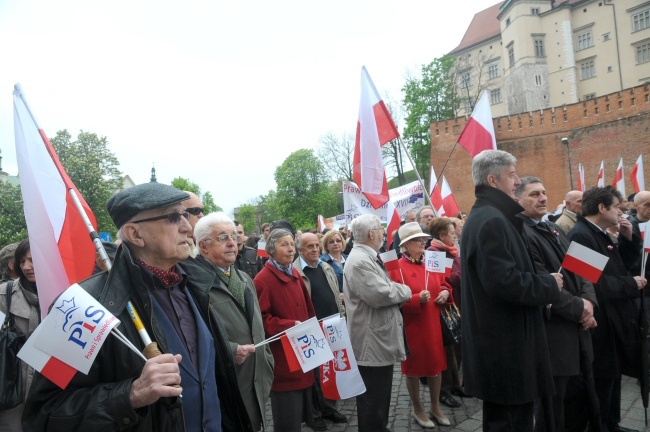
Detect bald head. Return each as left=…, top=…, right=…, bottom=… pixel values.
left=182, top=192, right=204, bottom=236
left=564, top=190, right=583, bottom=215
left=297, top=233, right=321, bottom=267
left=634, top=191, right=650, bottom=222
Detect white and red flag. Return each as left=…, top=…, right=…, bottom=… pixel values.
left=429, top=167, right=460, bottom=217
left=257, top=238, right=270, bottom=259
left=612, top=158, right=625, bottom=196
left=282, top=318, right=334, bottom=373
left=18, top=284, right=120, bottom=388
left=640, top=222, right=650, bottom=253
left=317, top=215, right=326, bottom=233
left=578, top=163, right=586, bottom=192
left=354, top=67, right=399, bottom=209
left=13, top=84, right=97, bottom=319
left=320, top=315, right=366, bottom=400
left=561, top=241, right=609, bottom=284
left=597, top=161, right=605, bottom=187
left=457, top=90, right=497, bottom=158
left=630, top=155, right=645, bottom=193
left=424, top=250, right=453, bottom=277
left=386, top=208, right=401, bottom=250
left=379, top=249, right=400, bottom=273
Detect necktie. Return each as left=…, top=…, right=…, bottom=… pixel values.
left=216, top=267, right=245, bottom=309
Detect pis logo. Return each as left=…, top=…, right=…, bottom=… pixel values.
left=295, top=333, right=326, bottom=359
left=56, top=297, right=106, bottom=349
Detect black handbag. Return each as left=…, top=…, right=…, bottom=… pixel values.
left=0, top=281, right=26, bottom=410
left=440, top=301, right=461, bottom=346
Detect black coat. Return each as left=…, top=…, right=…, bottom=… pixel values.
left=629, top=214, right=650, bottom=280
left=567, top=216, right=642, bottom=380
left=517, top=215, right=598, bottom=376
left=23, top=245, right=253, bottom=432
left=460, top=185, right=561, bottom=405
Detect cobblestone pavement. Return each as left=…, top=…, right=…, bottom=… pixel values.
left=264, top=368, right=650, bottom=431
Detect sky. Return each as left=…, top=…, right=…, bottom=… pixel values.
left=0, top=0, right=498, bottom=216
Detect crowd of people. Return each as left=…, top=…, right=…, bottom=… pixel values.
left=0, top=149, right=649, bottom=432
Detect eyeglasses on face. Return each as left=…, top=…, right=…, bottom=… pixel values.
left=211, top=233, right=241, bottom=244
left=131, top=211, right=190, bottom=225
left=185, top=207, right=204, bottom=216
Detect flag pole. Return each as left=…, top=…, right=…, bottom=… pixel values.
left=396, top=137, right=435, bottom=212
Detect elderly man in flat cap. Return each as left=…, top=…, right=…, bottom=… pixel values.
left=23, top=183, right=253, bottom=432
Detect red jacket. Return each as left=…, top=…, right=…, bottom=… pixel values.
left=254, top=261, right=316, bottom=392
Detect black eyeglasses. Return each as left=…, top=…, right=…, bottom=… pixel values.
left=131, top=211, right=190, bottom=225
left=185, top=207, right=204, bottom=216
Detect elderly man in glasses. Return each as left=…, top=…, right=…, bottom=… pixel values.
left=24, top=183, right=253, bottom=432
left=182, top=191, right=205, bottom=257
left=190, top=213, right=274, bottom=431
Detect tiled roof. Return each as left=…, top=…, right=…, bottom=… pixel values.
left=449, top=1, right=504, bottom=54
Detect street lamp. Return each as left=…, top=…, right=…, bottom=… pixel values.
left=561, top=137, right=574, bottom=190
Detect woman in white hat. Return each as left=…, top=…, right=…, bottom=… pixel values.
left=387, top=222, right=453, bottom=428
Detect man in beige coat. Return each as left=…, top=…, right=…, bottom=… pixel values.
left=193, top=212, right=274, bottom=431
left=344, top=214, right=412, bottom=432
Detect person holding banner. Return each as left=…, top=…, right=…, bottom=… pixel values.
left=389, top=222, right=453, bottom=428
left=567, top=186, right=646, bottom=432
left=344, top=214, right=412, bottom=432
left=0, top=239, right=38, bottom=431
left=253, top=228, right=317, bottom=432
left=24, top=183, right=253, bottom=432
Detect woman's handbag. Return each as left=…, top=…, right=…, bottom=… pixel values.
left=440, top=301, right=461, bottom=346
left=0, top=281, right=26, bottom=410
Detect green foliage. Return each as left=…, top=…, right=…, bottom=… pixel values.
left=235, top=204, right=259, bottom=235
left=51, top=130, right=123, bottom=233
left=171, top=177, right=201, bottom=195
left=202, top=191, right=221, bottom=213
left=0, top=181, right=27, bottom=248
left=402, top=55, right=460, bottom=185
left=273, top=149, right=338, bottom=229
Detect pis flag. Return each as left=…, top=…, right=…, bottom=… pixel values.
left=320, top=315, right=366, bottom=400
left=283, top=318, right=333, bottom=373
left=425, top=250, right=453, bottom=276
left=562, top=241, right=609, bottom=284
left=18, top=284, right=120, bottom=388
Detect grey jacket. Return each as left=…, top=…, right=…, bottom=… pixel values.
left=343, top=244, right=411, bottom=367
left=293, top=257, right=345, bottom=317
left=555, top=209, right=578, bottom=235
left=193, top=256, right=274, bottom=431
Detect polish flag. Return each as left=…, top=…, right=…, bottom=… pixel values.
left=283, top=318, right=334, bottom=373
left=597, top=161, right=605, bottom=187
left=630, top=155, right=645, bottom=193
left=429, top=167, right=460, bottom=217
left=562, top=241, right=609, bottom=284
left=578, top=163, right=586, bottom=192
left=317, top=215, right=326, bottom=233
left=386, top=207, right=401, bottom=250
left=457, top=90, right=497, bottom=158
left=13, top=84, right=97, bottom=319
left=430, top=166, right=444, bottom=216
left=379, top=249, right=400, bottom=273
left=320, top=316, right=366, bottom=399
left=612, top=158, right=625, bottom=196
left=641, top=222, right=650, bottom=253
left=354, top=67, right=399, bottom=209
left=257, top=238, right=270, bottom=259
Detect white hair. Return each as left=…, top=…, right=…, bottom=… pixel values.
left=351, top=214, right=380, bottom=244
left=472, top=150, right=517, bottom=186
left=194, top=212, right=234, bottom=244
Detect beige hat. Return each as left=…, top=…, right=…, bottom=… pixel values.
left=398, top=222, right=430, bottom=246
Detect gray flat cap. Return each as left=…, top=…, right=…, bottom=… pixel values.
left=107, top=183, right=190, bottom=228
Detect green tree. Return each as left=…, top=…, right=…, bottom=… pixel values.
left=0, top=181, right=27, bottom=248
left=274, top=149, right=334, bottom=229
left=51, top=130, right=123, bottom=233
left=202, top=191, right=221, bottom=213
left=235, top=204, right=259, bottom=235
left=402, top=55, right=460, bottom=185
left=171, top=177, right=201, bottom=195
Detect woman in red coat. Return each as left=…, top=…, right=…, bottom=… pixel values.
left=389, top=222, right=453, bottom=428
left=254, top=228, right=316, bottom=432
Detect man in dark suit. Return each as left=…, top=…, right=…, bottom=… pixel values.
left=567, top=186, right=647, bottom=432
left=515, top=177, right=599, bottom=431
left=461, top=150, right=563, bottom=431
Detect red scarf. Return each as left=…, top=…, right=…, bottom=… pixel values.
left=136, top=259, right=181, bottom=288
left=430, top=239, right=459, bottom=257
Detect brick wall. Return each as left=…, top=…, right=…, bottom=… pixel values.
left=430, top=84, right=650, bottom=213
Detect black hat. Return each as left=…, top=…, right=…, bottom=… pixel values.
left=271, top=219, right=295, bottom=237
left=106, top=183, right=189, bottom=228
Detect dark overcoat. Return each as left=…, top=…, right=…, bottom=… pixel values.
left=460, top=185, right=561, bottom=405
left=567, top=216, right=642, bottom=379
left=517, top=215, right=598, bottom=376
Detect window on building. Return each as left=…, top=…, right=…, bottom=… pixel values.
left=534, top=38, right=545, bottom=57
left=531, top=7, right=540, bottom=15
left=580, top=59, right=596, bottom=79
left=633, top=9, right=650, bottom=32
left=491, top=88, right=502, bottom=104
left=637, top=42, right=650, bottom=64
left=506, top=17, right=511, bottom=27
left=603, top=33, right=611, bottom=41
left=577, top=31, right=593, bottom=50
left=488, top=62, right=500, bottom=79
left=464, top=98, right=472, bottom=112
left=508, top=44, right=515, bottom=67
left=535, top=74, right=543, bottom=86
left=459, top=69, right=471, bottom=88
left=584, top=93, right=596, bottom=100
